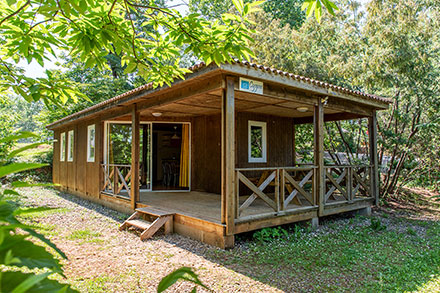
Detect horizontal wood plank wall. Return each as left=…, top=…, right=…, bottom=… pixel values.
left=191, top=115, right=222, bottom=194
left=236, top=112, right=294, bottom=168
left=52, top=130, right=60, bottom=185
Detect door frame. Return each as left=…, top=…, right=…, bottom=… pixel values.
left=103, top=120, right=191, bottom=193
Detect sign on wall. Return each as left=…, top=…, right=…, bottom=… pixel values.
left=239, top=77, right=264, bottom=95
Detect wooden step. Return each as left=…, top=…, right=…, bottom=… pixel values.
left=140, top=215, right=172, bottom=240
left=136, top=207, right=175, bottom=217
left=126, top=219, right=151, bottom=230
left=120, top=208, right=174, bottom=241
left=119, top=211, right=141, bottom=231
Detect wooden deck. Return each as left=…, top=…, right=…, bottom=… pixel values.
left=137, top=191, right=316, bottom=225
left=138, top=191, right=222, bottom=224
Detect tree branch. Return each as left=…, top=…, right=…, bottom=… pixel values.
left=0, top=0, right=31, bottom=26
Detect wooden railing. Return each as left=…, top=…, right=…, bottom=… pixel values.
left=101, top=164, right=132, bottom=198
left=235, top=166, right=317, bottom=220
left=324, top=165, right=372, bottom=205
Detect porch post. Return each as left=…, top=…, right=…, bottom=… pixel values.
left=368, top=111, right=379, bottom=206
left=314, top=98, right=325, bottom=216
left=292, top=120, right=296, bottom=166
left=131, top=104, right=140, bottom=210
left=222, top=76, right=235, bottom=235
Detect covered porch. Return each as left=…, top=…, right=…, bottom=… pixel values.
left=96, top=61, right=388, bottom=247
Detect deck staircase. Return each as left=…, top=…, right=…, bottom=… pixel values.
left=119, top=207, right=175, bottom=240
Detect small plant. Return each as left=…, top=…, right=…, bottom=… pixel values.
left=68, top=229, right=102, bottom=240
left=406, top=227, right=417, bottom=236
left=369, top=218, right=387, bottom=231
left=253, top=227, right=288, bottom=242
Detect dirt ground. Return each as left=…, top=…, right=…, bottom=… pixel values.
left=21, top=187, right=282, bottom=292
left=19, top=186, right=440, bottom=292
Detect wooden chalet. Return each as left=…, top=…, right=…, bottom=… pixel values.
left=48, top=61, right=390, bottom=248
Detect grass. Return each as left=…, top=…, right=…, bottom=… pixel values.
left=67, top=229, right=103, bottom=244
left=208, top=215, right=440, bottom=292
left=17, top=186, right=440, bottom=292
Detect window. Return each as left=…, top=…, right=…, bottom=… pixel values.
left=60, top=132, right=66, bottom=161
left=87, top=124, right=95, bottom=162
left=67, top=130, right=74, bottom=162
left=248, top=121, right=267, bottom=163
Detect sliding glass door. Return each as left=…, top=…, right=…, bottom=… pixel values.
left=104, top=121, right=190, bottom=195
left=105, top=122, right=152, bottom=193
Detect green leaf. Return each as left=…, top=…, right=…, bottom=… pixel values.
left=0, top=234, right=61, bottom=270
left=0, top=163, right=47, bottom=178
left=11, top=272, right=52, bottom=293
left=0, top=132, right=38, bottom=144
left=13, top=206, right=55, bottom=216
left=7, top=142, right=45, bottom=159
left=1, top=271, right=76, bottom=293
left=157, top=267, right=208, bottom=293
left=11, top=181, right=54, bottom=188
left=231, top=0, right=244, bottom=15
left=24, top=228, right=67, bottom=259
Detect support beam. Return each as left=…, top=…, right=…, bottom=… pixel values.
left=369, top=111, right=379, bottom=206
left=292, top=120, right=296, bottom=166
left=131, top=104, right=140, bottom=210
left=222, top=76, right=235, bottom=235
left=294, top=112, right=366, bottom=125
left=314, top=98, right=325, bottom=216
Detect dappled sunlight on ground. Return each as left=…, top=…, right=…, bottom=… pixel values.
left=18, top=186, right=440, bottom=292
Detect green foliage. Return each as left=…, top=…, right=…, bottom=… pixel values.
left=253, top=226, right=289, bottom=242
left=157, top=267, right=208, bottom=292
left=0, top=0, right=265, bottom=106
left=0, top=132, right=76, bottom=292
left=301, top=0, right=338, bottom=22
left=263, top=0, right=305, bottom=29
left=369, top=217, right=387, bottom=232
left=249, top=0, right=440, bottom=192
left=212, top=215, right=440, bottom=291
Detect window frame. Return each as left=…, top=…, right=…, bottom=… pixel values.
left=67, top=130, right=74, bottom=162
left=60, top=132, right=66, bottom=162
left=248, top=120, right=267, bottom=163
left=87, top=124, right=95, bottom=162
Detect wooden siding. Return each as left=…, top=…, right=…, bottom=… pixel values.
left=53, top=119, right=102, bottom=199
left=236, top=112, right=294, bottom=169
left=191, top=115, right=222, bottom=194
left=52, top=129, right=60, bottom=185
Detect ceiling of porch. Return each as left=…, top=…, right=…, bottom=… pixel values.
left=129, top=88, right=340, bottom=121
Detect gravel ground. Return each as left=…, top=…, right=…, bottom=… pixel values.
left=18, top=186, right=440, bottom=292
left=19, top=187, right=282, bottom=292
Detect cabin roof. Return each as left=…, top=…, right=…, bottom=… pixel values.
left=47, top=60, right=391, bottom=129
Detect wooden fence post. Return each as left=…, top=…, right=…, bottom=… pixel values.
left=131, top=104, right=140, bottom=210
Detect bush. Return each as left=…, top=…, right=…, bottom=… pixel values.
left=253, top=227, right=289, bottom=242
left=369, top=218, right=387, bottom=231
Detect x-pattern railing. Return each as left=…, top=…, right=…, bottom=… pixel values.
left=324, top=165, right=372, bottom=204
left=235, top=166, right=316, bottom=219
left=102, top=164, right=132, bottom=196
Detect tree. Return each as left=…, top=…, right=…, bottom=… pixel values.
left=247, top=0, right=440, bottom=194
left=0, top=0, right=263, bottom=107
left=190, top=0, right=306, bottom=29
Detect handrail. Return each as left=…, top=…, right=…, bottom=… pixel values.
left=101, top=163, right=131, bottom=168
left=236, top=166, right=316, bottom=171
left=324, top=164, right=371, bottom=168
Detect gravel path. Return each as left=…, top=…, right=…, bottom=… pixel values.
left=19, top=187, right=282, bottom=292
